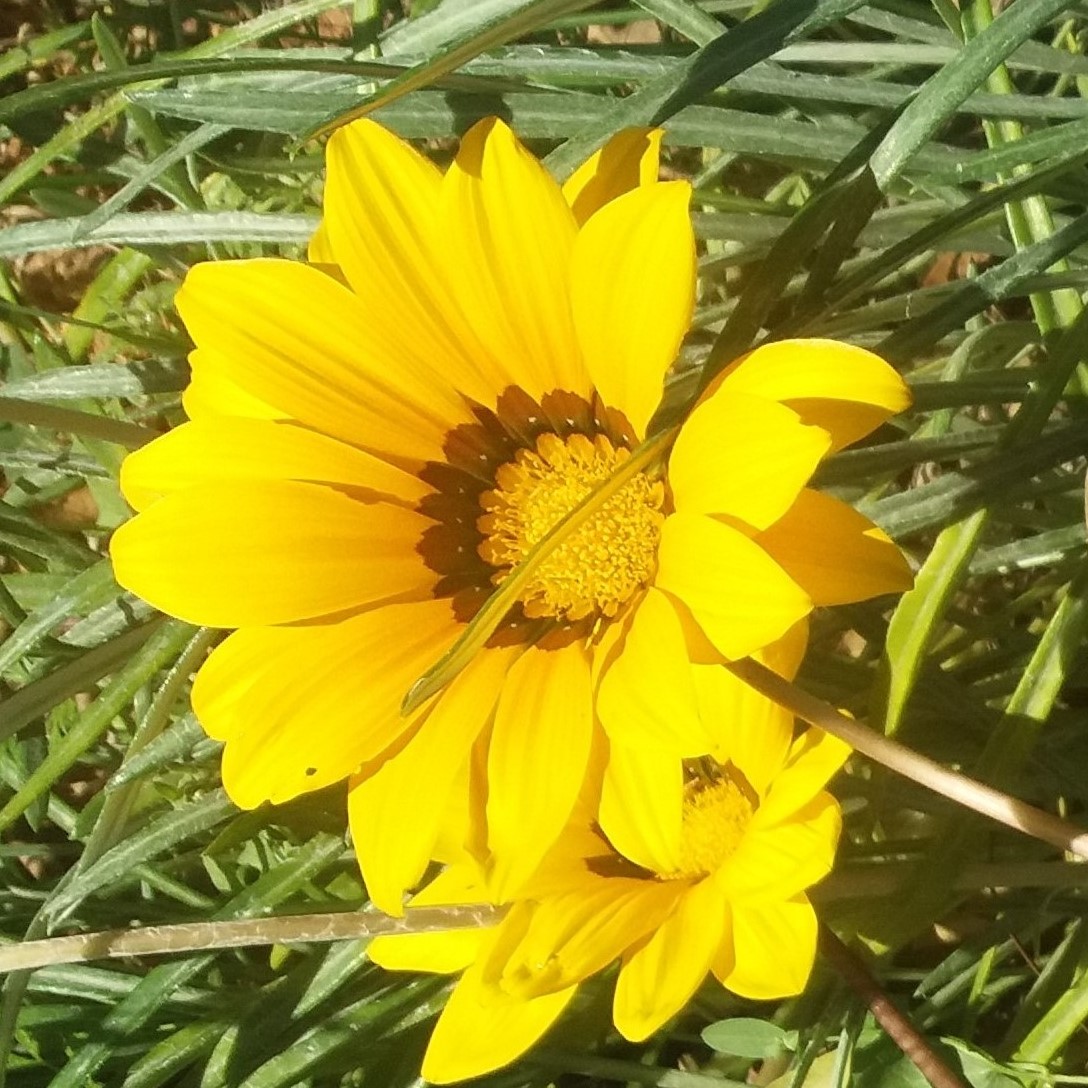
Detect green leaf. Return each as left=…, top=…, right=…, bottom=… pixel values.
left=1, top=360, right=188, bottom=400
left=545, top=0, right=867, bottom=178
left=0, top=561, right=119, bottom=677
left=0, top=211, right=318, bottom=256
left=869, top=0, right=1075, bottom=187
left=305, top=0, right=598, bottom=137
left=0, top=619, right=195, bottom=835
left=43, top=792, right=237, bottom=927
left=703, top=1018, right=792, bottom=1059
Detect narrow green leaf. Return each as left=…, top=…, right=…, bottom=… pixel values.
left=73, top=124, right=229, bottom=241
left=0, top=562, right=119, bottom=677
left=0, top=621, right=161, bottom=744
left=1, top=360, right=188, bottom=401
left=879, top=510, right=990, bottom=736
left=304, top=0, right=597, bottom=136
left=545, top=0, right=866, bottom=178
left=43, top=792, right=237, bottom=926
left=48, top=833, right=346, bottom=1088
left=0, top=211, right=317, bottom=256
left=0, top=0, right=350, bottom=203
left=870, top=0, right=1073, bottom=187
left=0, top=620, right=195, bottom=835
left=633, top=0, right=722, bottom=44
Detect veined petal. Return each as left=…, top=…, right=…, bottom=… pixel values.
left=719, top=794, right=841, bottom=903
left=183, top=348, right=284, bottom=422
left=563, top=128, right=663, bottom=225
left=692, top=664, right=794, bottom=796
left=597, top=589, right=713, bottom=756
left=614, top=878, right=727, bottom=1042
left=190, top=599, right=460, bottom=807
left=572, top=181, right=694, bottom=439
left=111, top=480, right=434, bottom=627
left=422, top=944, right=577, bottom=1085
left=176, top=259, right=472, bottom=464
left=486, top=642, right=595, bottom=900
left=712, top=339, right=911, bottom=452
left=655, top=513, right=811, bottom=660
left=721, top=895, right=818, bottom=1000
left=669, top=391, right=831, bottom=530
left=349, top=645, right=520, bottom=916
left=756, top=728, right=852, bottom=826
left=441, top=118, right=589, bottom=401
left=757, top=489, right=913, bottom=606
left=119, top=418, right=428, bottom=513
left=490, top=879, right=680, bottom=998
left=600, top=740, right=683, bottom=875
left=323, top=119, right=502, bottom=405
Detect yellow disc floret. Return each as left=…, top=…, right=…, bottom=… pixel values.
left=478, top=431, right=664, bottom=622
left=663, top=775, right=754, bottom=880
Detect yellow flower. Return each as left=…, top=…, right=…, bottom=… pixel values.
left=110, top=116, right=910, bottom=913
left=369, top=704, right=850, bottom=1084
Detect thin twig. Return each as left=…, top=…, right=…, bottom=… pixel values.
left=820, top=927, right=968, bottom=1088
left=0, top=906, right=498, bottom=974
left=726, top=659, right=1088, bottom=860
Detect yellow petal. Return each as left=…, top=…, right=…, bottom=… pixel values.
left=711, top=339, right=911, bottom=452
left=182, top=348, right=284, bottom=422
left=719, top=794, right=842, bottom=902
left=572, top=180, right=694, bottom=438
left=111, top=480, right=434, bottom=627
left=614, top=878, right=727, bottom=1042
left=189, top=599, right=460, bottom=807
left=721, top=895, right=818, bottom=1000
left=119, top=418, right=428, bottom=513
left=491, top=879, right=679, bottom=998
left=691, top=664, right=794, bottom=796
left=599, top=739, right=683, bottom=875
left=669, top=392, right=831, bottom=530
left=486, top=642, right=595, bottom=900
left=348, top=645, right=519, bottom=915
left=323, top=119, right=501, bottom=405
left=596, top=589, right=713, bottom=756
left=563, top=127, right=663, bottom=225
left=757, top=489, right=913, bottom=606
left=422, top=947, right=577, bottom=1085
left=655, top=513, right=812, bottom=660
left=441, top=118, right=589, bottom=401
left=756, top=728, right=852, bottom=826
left=368, top=863, right=492, bottom=974
left=176, top=259, right=472, bottom=463
left=368, top=928, right=489, bottom=976
left=306, top=219, right=336, bottom=264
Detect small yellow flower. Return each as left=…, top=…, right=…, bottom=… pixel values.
left=369, top=704, right=850, bottom=1084
left=110, top=117, right=910, bottom=913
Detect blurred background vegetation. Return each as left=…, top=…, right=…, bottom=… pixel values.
left=1, top=0, right=1088, bottom=1085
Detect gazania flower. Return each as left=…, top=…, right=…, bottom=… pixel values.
left=368, top=707, right=850, bottom=1084
left=110, top=115, right=910, bottom=913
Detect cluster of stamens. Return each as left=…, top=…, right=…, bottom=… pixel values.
left=477, top=431, right=664, bottom=622
left=659, top=770, right=755, bottom=880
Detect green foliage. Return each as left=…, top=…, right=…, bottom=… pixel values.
left=1, top=0, right=1088, bottom=1086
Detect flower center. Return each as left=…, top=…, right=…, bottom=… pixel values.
left=663, top=775, right=754, bottom=880
left=477, top=431, right=664, bottom=622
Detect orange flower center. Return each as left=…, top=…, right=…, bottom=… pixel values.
left=477, top=431, right=664, bottom=622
